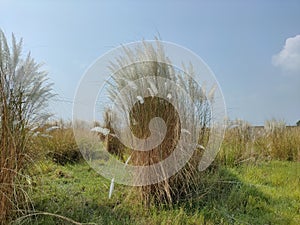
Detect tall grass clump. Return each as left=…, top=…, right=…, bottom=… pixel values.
left=262, top=119, right=299, bottom=161
left=104, top=40, right=214, bottom=205
left=0, top=29, right=53, bottom=224
left=218, top=119, right=300, bottom=166
left=31, top=121, right=82, bottom=165
left=217, top=119, right=256, bottom=166
left=98, top=109, right=126, bottom=162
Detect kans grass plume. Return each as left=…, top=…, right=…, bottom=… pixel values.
left=103, top=39, right=215, bottom=205
left=0, top=29, right=54, bottom=224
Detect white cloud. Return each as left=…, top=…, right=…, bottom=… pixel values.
left=272, top=35, right=300, bottom=73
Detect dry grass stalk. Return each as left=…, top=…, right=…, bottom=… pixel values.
left=104, top=40, right=213, bottom=206
left=0, top=29, right=53, bottom=223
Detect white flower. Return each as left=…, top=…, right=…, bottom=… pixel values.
left=167, top=93, right=172, bottom=99
left=147, top=87, right=155, bottom=97
left=136, top=96, right=144, bottom=104
left=208, top=85, right=216, bottom=102
left=109, top=178, right=114, bottom=199
left=32, top=131, right=40, bottom=137
left=181, top=129, right=191, bottom=135
left=90, top=127, right=110, bottom=136
left=148, top=80, right=158, bottom=96
left=40, top=134, right=53, bottom=138
left=196, top=144, right=205, bottom=150
left=125, top=155, right=131, bottom=166
left=132, top=118, right=138, bottom=125
left=127, top=80, right=137, bottom=89
left=30, top=126, right=39, bottom=131
left=46, top=126, right=60, bottom=132
left=120, top=78, right=137, bottom=89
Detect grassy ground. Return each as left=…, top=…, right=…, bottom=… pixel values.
left=13, top=160, right=300, bottom=225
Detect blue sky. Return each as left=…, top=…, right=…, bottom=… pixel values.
left=1, top=0, right=300, bottom=125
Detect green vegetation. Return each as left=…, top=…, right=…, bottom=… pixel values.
left=218, top=119, right=300, bottom=166
left=31, top=123, right=82, bottom=165
left=14, top=160, right=300, bottom=225
left=1, top=31, right=299, bottom=224
left=7, top=121, right=299, bottom=225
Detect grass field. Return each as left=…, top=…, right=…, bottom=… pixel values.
left=14, top=160, right=299, bottom=225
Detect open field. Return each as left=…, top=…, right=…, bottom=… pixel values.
left=1, top=24, right=299, bottom=225
left=1, top=123, right=295, bottom=225
left=13, top=160, right=299, bottom=225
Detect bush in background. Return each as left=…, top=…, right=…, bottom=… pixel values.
left=217, top=119, right=300, bottom=166
left=30, top=121, right=83, bottom=165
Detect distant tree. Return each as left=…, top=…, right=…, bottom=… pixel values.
left=297, top=120, right=300, bottom=126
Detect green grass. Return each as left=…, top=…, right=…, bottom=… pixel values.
left=13, top=160, right=299, bottom=225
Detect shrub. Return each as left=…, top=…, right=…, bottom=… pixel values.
left=30, top=122, right=83, bottom=165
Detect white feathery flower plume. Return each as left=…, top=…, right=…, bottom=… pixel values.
left=46, top=126, right=60, bottom=132
left=120, top=77, right=138, bottom=89
left=147, top=87, right=155, bottom=97
left=32, top=131, right=40, bottom=137
left=181, top=129, right=191, bottom=135
left=40, top=134, right=53, bottom=138
left=125, top=155, right=131, bottom=166
left=127, top=80, right=138, bottom=90
left=196, top=144, right=205, bottom=150
left=30, top=126, right=39, bottom=131
left=109, top=155, right=132, bottom=199
left=136, top=96, right=144, bottom=104
left=90, top=127, right=110, bottom=136
left=148, top=80, right=158, bottom=96
left=208, top=85, right=216, bottom=102
left=109, top=178, right=114, bottom=199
